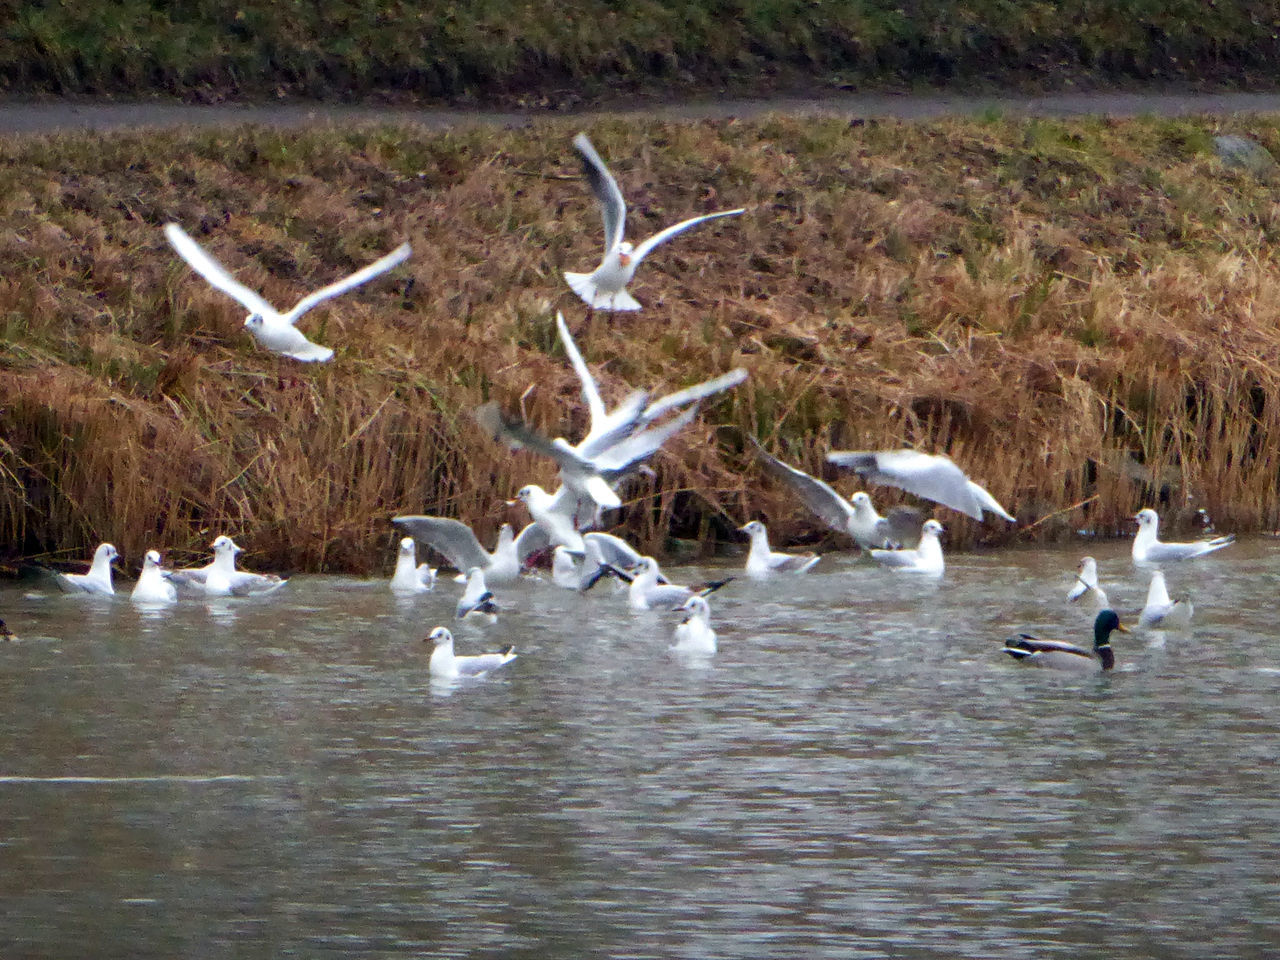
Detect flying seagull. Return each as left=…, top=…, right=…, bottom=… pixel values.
left=826, top=449, right=1015, bottom=523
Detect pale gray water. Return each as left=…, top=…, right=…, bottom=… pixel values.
left=2, top=541, right=1278, bottom=958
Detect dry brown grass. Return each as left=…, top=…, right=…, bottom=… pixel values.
left=3, top=113, right=1280, bottom=572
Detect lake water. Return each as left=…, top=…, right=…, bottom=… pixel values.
left=2, top=541, right=1277, bottom=958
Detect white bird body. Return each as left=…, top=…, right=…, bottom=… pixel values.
left=513, top=485, right=585, bottom=554
left=626, top=557, right=731, bottom=611
left=1139, top=570, right=1194, bottom=629
left=1067, top=556, right=1110, bottom=612
left=740, top=521, right=820, bottom=578
left=671, top=596, right=717, bottom=655
left=827, top=449, right=1014, bottom=523
left=426, top=627, right=516, bottom=680
left=551, top=546, right=582, bottom=589
left=564, top=133, right=744, bottom=311
left=1131, top=508, right=1235, bottom=563
left=456, top=567, right=499, bottom=622
left=167, top=536, right=287, bottom=598
left=868, top=519, right=945, bottom=575
left=164, top=222, right=410, bottom=362
left=55, top=542, right=118, bottom=595
left=392, top=517, right=544, bottom=584
left=131, top=550, right=177, bottom=604
left=390, top=537, right=435, bottom=594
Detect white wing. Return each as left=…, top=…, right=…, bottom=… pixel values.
left=631, top=208, right=745, bottom=264
left=641, top=368, right=747, bottom=424
left=164, top=223, right=277, bottom=319
left=392, top=516, right=492, bottom=571
left=556, top=311, right=606, bottom=427
left=750, top=438, right=857, bottom=536
left=827, top=449, right=1012, bottom=522
left=573, top=133, right=626, bottom=253
left=283, top=242, right=411, bottom=325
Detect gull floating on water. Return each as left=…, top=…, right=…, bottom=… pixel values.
left=456, top=567, right=499, bottom=622
left=167, top=536, right=287, bottom=597
left=1002, top=610, right=1129, bottom=672
left=1138, top=570, right=1194, bottom=630
left=671, top=595, right=717, bottom=655
left=567, top=531, right=664, bottom=591
left=54, top=542, right=117, bottom=595
left=1131, top=508, right=1235, bottom=563
left=620, top=556, right=732, bottom=611
left=164, top=222, right=411, bottom=362
left=739, top=521, right=820, bottom=577
left=564, top=133, right=745, bottom=311
left=426, top=627, right=516, bottom=680
left=389, top=537, right=435, bottom=594
left=868, top=519, right=946, bottom=575
left=131, top=550, right=177, bottom=604
left=827, top=449, right=1015, bottom=523
left=1067, top=556, right=1110, bottom=612
left=391, top=517, right=544, bottom=585
left=750, top=439, right=921, bottom=549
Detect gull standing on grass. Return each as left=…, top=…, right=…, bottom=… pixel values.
left=750, top=439, right=921, bottom=550
left=738, top=521, right=820, bottom=577
left=167, top=536, right=287, bottom=597
left=456, top=568, right=499, bottom=622
left=54, top=543, right=118, bottom=595
left=868, top=519, right=946, bottom=575
left=1067, top=556, right=1110, bottom=612
left=827, top=449, right=1015, bottom=523
left=671, top=596, right=717, bottom=656
left=1131, top=508, right=1235, bottom=563
left=131, top=550, right=177, bottom=604
left=426, top=627, right=516, bottom=681
left=389, top=537, right=435, bottom=594
left=164, top=223, right=411, bottom=362
left=1138, top=570, right=1194, bottom=629
left=564, top=133, right=745, bottom=311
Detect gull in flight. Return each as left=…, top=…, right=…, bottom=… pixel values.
left=426, top=627, right=516, bottom=681
left=868, top=519, right=946, bottom=575
left=564, top=133, right=745, bottom=311
left=1131, top=508, right=1234, bottom=563
left=509, top=485, right=587, bottom=554
left=750, top=439, right=921, bottom=550
left=1138, top=570, right=1193, bottom=630
left=671, top=595, right=717, bottom=656
left=618, top=556, right=732, bottom=612
left=54, top=542, right=118, bottom=595
left=1001, top=610, right=1129, bottom=672
left=1067, top=556, right=1109, bottom=612
left=391, top=517, right=543, bottom=585
left=389, top=537, right=435, bottom=595
left=131, top=550, right=177, bottom=604
left=738, top=521, right=820, bottom=577
left=164, top=222, right=411, bottom=362
left=827, top=449, right=1015, bottom=523
left=167, top=536, right=287, bottom=597
left=456, top=567, right=499, bottom=622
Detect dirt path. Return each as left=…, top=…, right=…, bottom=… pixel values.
left=3, top=89, right=1280, bottom=135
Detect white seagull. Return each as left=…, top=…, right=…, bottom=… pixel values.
left=1067, top=556, right=1110, bottom=611
left=167, top=536, right=287, bottom=597
left=826, top=449, right=1015, bottom=523
left=751, top=439, right=921, bottom=549
left=54, top=542, right=118, bottom=595
left=868, top=519, right=946, bottom=575
left=131, top=550, right=177, bottom=604
left=509, top=485, right=586, bottom=554
left=1138, top=570, right=1194, bottom=630
left=564, top=133, right=745, bottom=311
left=426, top=627, right=516, bottom=681
left=391, top=517, right=543, bottom=584
left=456, top=567, right=499, bottom=622
left=164, top=222, right=411, bottom=362
left=389, top=537, right=435, bottom=594
left=622, top=556, right=732, bottom=612
left=739, top=521, right=820, bottom=577
left=671, top=595, right=717, bottom=656
left=1131, top=508, right=1235, bottom=563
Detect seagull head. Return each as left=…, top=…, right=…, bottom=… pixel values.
left=426, top=626, right=453, bottom=647
left=1134, top=508, right=1158, bottom=529
left=850, top=492, right=873, bottom=510
left=678, top=595, right=710, bottom=618
left=399, top=537, right=416, bottom=556
left=97, top=543, right=119, bottom=563
left=244, top=313, right=264, bottom=329
left=922, top=519, right=945, bottom=538
left=738, top=520, right=765, bottom=538
left=144, top=550, right=162, bottom=568
left=617, top=241, right=634, bottom=267
left=211, top=535, right=242, bottom=556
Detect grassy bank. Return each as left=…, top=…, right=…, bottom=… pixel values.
left=3, top=113, right=1280, bottom=573
left=2, top=2, right=1279, bottom=103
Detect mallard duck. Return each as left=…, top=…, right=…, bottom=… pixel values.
left=1002, top=610, right=1129, bottom=671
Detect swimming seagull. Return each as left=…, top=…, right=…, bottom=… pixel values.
left=164, top=222, right=411, bottom=362
left=671, top=595, right=717, bottom=656
left=826, top=449, right=1015, bottom=523
left=868, top=519, right=946, bottom=575
left=1002, top=610, right=1129, bottom=672
left=750, top=439, right=921, bottom=549
left=131, top=550, right=178, bottom=604
left=389, top=537, right=435, bottom=594
left=54, top=543, right=118, bottom=595
left=1138, top=570, right=1193, bottom=629
left=166, top=536, right=287, bottom=597
left=456, top=567, right=499, bottom=622
left=425, top=627, right=516, bottom=681
left=1067, top=556, right=1109, bottom=611
left=621, top=556, right=733, bottom=611
left=564, top=133, right=745, bottom=311
left=738, top=521, right=820, bottom=577
left=1131, top=508, right=1234, bottom=563
left=391, top=517, right=542, bottom=584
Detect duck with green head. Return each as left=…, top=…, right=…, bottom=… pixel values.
left=1002, top=610, right=1129, bottom=671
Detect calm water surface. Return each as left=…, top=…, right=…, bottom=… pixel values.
left=2, top=541, right=1278, bottom=958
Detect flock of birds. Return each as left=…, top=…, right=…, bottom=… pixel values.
left=3, top=132, right=1241, bottom=679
